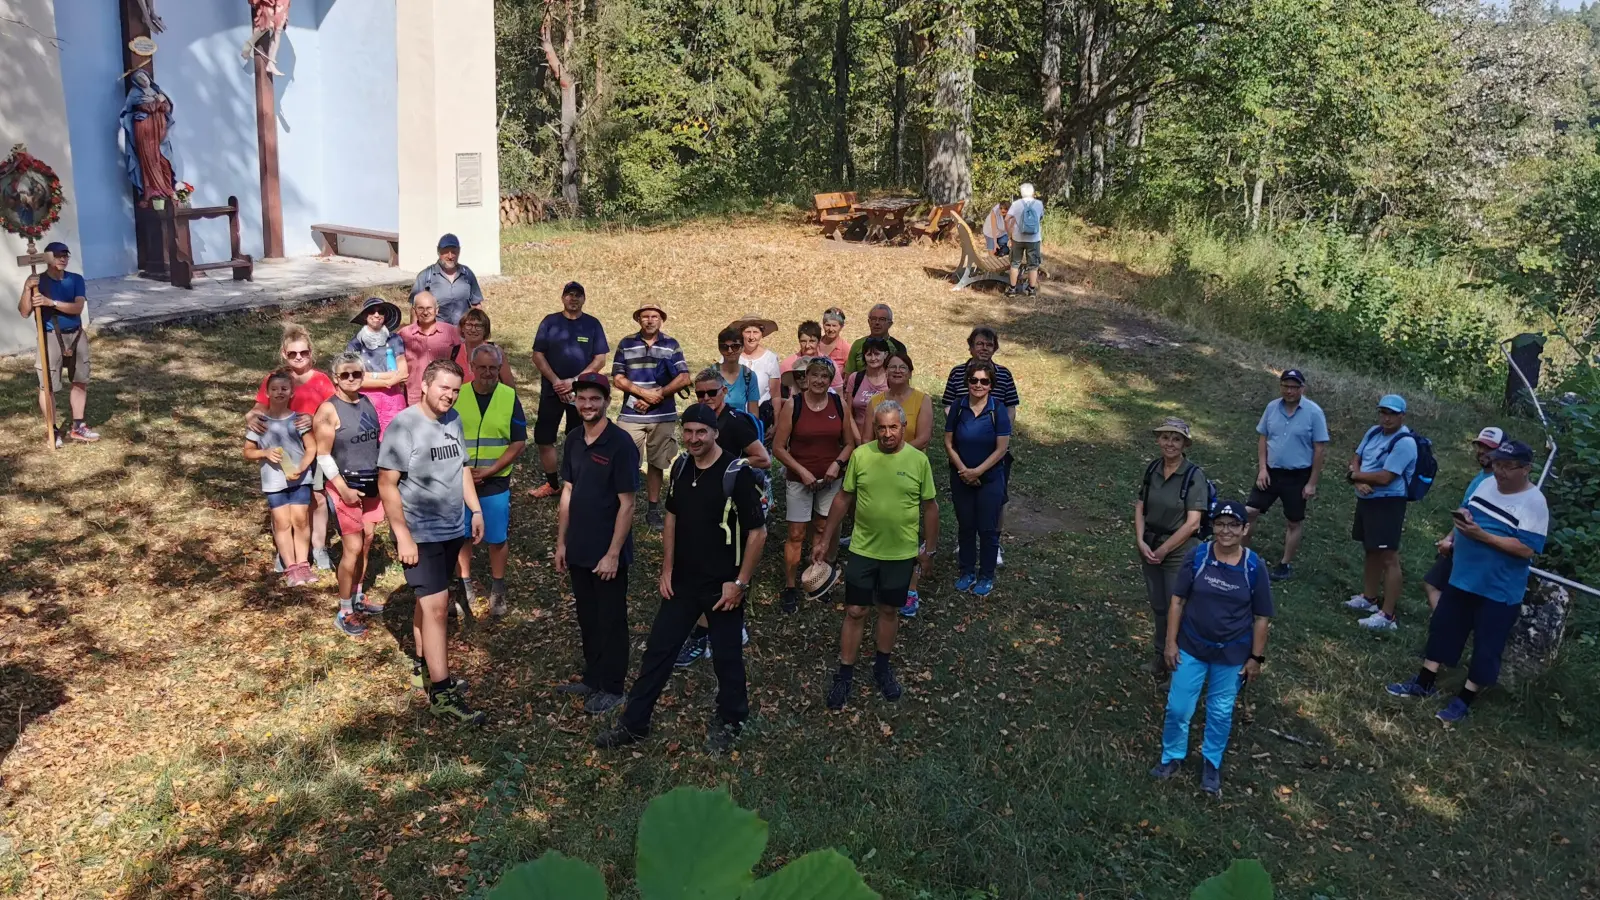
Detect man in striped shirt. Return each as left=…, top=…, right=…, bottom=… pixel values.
left=613, top=304, right=692, bottom=531
left=942, top=326, right=1020, bottom=414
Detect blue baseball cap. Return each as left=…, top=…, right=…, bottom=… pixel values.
left=43, top=241, right=69, bottom=255
left=1378, top=394, right=1407, bottom=414
left=1280, top=369, right=1306, bottom=385
left=1486, top=440, right=1534, bottom=465
left=1213, top=499, right=1249, bottom=523
left=436, top=233, right=461, bottom=250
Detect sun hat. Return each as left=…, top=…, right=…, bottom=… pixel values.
left=1152, top=418, right=1192, bottom=439
left=802, top=560, right=840, bottom=597
left=729, top=314, right=779, bottom=337
left=349, top=296, right=401, bottom=330
left=1378, top=394, right=1407, bottom=413
left=633, top=304, right=667, bottom=323
left=1472, top=427, right=1504, bottom=449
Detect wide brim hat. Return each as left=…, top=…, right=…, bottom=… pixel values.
left=350, top=297, right=401, bottom=331
left=729, top=314, right=779, bottom=337
left=633, top=304, right=668, bottom=323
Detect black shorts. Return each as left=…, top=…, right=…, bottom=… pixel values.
left=1351, top=497, right=1407, bottom=552
left=534, top=388, right=581, bottom=446
left=405, top=537, right=466, bottom=597
left=843, top=551, right=916, bottom=608
left=1246, top=467, right=1313, bottom=522
left=1423, top=552, right=1453, bottom=590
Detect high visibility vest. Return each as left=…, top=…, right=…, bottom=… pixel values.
left=454, top=383, right=517, bottom=478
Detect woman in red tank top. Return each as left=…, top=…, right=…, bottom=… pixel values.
left=771, top=357, right=855, bottom=612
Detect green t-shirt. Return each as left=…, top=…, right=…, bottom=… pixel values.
left=842, top=442, right=935, bottom=560
left=1140, top=458, right=1208, bottom=540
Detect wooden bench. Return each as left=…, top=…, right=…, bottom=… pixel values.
left=312, top=223, right=400, bottom=267
left=160, top=195, right=253, bottom=290
left=813, top=191, right=865, bottom=239
left=907, top=199, right=966, bottom=245
left=949, top=217, right=1011, bottom=291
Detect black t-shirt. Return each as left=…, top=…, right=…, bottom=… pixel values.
left=716, top=405, right=760, bottom=458
left=559, top=421, right=640, bottom=568
left=666, top=451, right=766, bottom=596
left=470, top=389, right=528, bottom=498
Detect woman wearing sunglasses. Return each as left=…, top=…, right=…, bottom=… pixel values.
left=714, top=326, right=760, bottom=418
left=246, top=324, right=337, bottom=573
left=943, top=361, right=1011, bottom=597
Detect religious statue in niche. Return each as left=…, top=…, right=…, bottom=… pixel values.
left=242, top=0, right=291, bottom=77
left=119, top=70, right=177, bottom=205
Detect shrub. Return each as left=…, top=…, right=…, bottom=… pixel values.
left=1543, top=397, right=1600, bottom=586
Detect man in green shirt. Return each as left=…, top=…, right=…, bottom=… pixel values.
left=816, top=400, right=938, bottom=709
left=844, top=303, right=908, bottom=374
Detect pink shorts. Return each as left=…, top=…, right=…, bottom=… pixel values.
left=328, top=488, right=385, bottom=535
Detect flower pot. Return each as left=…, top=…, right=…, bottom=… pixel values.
left=151, top=198, right=165, bottom=211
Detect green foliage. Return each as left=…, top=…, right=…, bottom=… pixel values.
left=488, top=787, right=879, bottom=899
left=1190, top=859, right=1274, bottom=900
left=1543, top=399, right=1600, bottom=586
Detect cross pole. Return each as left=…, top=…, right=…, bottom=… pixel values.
left=16, top=241, right=57, bottom=450
left=254, top=31, right=284, bottom=259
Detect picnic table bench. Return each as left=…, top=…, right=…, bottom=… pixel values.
left=851, top=196, right=921, bottom=243
left=313, top=223, right=401, bottom=267
left=814, top=191, right=866, bottom=239
left=907, top=199, right=966, bottom=244
left=160, top=195, right=254, bottom=290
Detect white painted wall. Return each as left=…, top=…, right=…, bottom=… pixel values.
left=396, top=0, right=500, bottom=278
left=0, top=0, right=82, bottom=355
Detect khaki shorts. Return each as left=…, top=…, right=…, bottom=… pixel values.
left=619, top=418, right=679, bottom=471
left=36, top=328, right=90, bottom=393
left=784, top=477, right=842, bottom=523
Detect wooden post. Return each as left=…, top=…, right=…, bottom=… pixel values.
left=118, top=0, right=168, bottom=277
left=254, top=33, right=284, bottom=259
left=18, top=240, right=57, bottom=450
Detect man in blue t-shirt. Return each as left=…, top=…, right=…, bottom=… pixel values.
left=1245, top=369, right=1329, bottom=582
left=529, top=281, right=609, bottom=499
left=1421, top=426, right=1503, bottom=610
left=1004, top=183, right=1045, bottom=297
left=1388, top=441, right=1548, bottom=724
left=1344, top=394, right=1418, bottom=631
left=612, top=304, right=691, bottom=532
left=16, top=242, right=98, bottom=445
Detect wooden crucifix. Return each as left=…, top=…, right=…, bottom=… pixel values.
left=247, top=0, right=287, bottom=259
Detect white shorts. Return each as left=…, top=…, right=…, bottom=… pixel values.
left=785, top=477, right=842, bottom=523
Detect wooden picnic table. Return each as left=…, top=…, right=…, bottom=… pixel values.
left=851, top=196, right=921, bottom=243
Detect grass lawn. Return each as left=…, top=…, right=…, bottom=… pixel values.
left=1, top=218, right=1597, bottom=899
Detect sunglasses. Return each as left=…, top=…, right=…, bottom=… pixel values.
left=721, top=343, right=741, bottom=350
left=695, top=388, right=722, bottom=398
left=336, top=370, right=364, bottom=381
left=285, top=350, right=312, bottom=359
left=969, top=377, right=992, bottom=385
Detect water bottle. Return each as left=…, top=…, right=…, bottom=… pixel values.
left=385, top=346, right=396, bottom=372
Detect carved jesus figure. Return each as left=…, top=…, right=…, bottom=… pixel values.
left=242, top=0, right=291, bottom=76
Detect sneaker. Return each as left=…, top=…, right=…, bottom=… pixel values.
left=286, top=563, right=313, bottom=587
left=429, top=687, right=486, bottom=725
left=996, top=546, right=1005, bottom=567
left=781, top=587, right=801, bottom=614
left=805, top=562, right=842, bottom=600
left=1200, top=760, right=1222, bottom=797
left=528, top=482, right=560, bottom=499
left=1149, top=760, right=1182, bottom=780
left=954, top=573, right=976, bottom=592
left=1345, top=594, right=1378, bottom=612
left=274, top=555, right=285, bottom=574
left=900, top=590, right=920, bottom=618
left=68, top=423, right=100, bottom=442
left=707, top=718, right=744, bottom=754
left=973, top=578, right=995, bottom=597
left=355, top=589, right=385, bottom=615
left=583, top=691, right=625, bottom=715
left=1386, top=676, right=1438, bottom=698
left=1358, top=611, right=1398, bottom=632
left=554, top=680, right=597, bottom=696
left=646, top=507, right=665, bottom=532
left=826, top=671, right=853, bottom=710
left=412, top=664, right=470, bottom=694
left=1269, top=563, right=1293, bottom=582
left=1436, top=697, right=1471, bottom=725
left=1024, top=286, right=1038, bottom=297
left=53, top=426, right=63, bottom=449
left=488, top=586, right=507, bottom=619
left=675, top=634, right=708, bottom=668
left=874, top=664, right=903, bottom=702
left=334, top=610, right=367, bottom=637
left=312, top=548, right=333, bottom=571
left=595, top=724, right=648, bottom=750
left=838, top=534, right=851, bottom=550
left=1004, top=286, right=1019, bottom=296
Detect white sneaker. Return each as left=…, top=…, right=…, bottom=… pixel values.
left=1344, top=594, right=1377, bottom=612
left=1357, top=611, right=1397, bottom=631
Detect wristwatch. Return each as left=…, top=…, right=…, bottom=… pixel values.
left=733, top=578, right=749, bottom=592
left=1250, top=654, right=1266, bottom=664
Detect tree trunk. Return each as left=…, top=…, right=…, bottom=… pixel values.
left=1042, top=0, right=1064, bottom=125
left=890, top=7, right=911, bottom=185
left=831, top=0, right=852, bottom=184
left=1250, top=173, right=1265, bottom=231
left=542, top=0, right=580, bottom=215
left=922, top=16, right=974, bottom=205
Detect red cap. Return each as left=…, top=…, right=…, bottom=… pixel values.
left=572, top=372, right=611, bottom=396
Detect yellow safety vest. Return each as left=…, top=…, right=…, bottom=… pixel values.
left=454, top=383, right=517, bottom=478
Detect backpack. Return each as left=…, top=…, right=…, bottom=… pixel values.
left=669, top=452, right=770, bottom=554
left=1361, top=426, right=1437, bottom=502
left=1019, top=200, right=1042, bottom=236
left=790, top=390, right=846, bottom=425
left=1140, top=459, right=1220, bottom=539
left=1181, top=543, right=1261, bottom=652
left=726, top=404, right=765, bottom=446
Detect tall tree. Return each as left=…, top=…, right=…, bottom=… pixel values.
left=919, top=0, right=975, bottom=204
left=542, top=0, right=581, bottom=214
left=832, top=0, right=854, bottom=183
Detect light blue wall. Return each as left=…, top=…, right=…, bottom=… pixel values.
left=55, top=0, right=135, bottom=279
left=53, top=0, right=399, bottom=277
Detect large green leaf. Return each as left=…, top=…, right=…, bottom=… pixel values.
left=636, top=787, right=768, bottom=900
left=488, top=851, right=608, bottom=900
left=740, top=850, right=880, bottom=900
left=1191, top=858, right=1274, bottom=900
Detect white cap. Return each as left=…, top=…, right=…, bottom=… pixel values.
left=1473, top=426, right=1504, bottom=449
left=1019, top=182, right=1035, bottom=199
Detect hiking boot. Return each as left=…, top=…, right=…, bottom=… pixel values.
left=973, top=578, right=995, bottom=597
left=312, top=548, right=333, bottom=571
left=1269, top=563, right=1294, bottom=582
left=675, top=634, right=708, bottom=668
left=1149, top=760, right=1182, bottom=780
left=583, top=691, right=625, bottom=715
left=874, top=663, right=903, bottom=702
left=528, top=482, right=560, bottom=499
left=412, top=662, right=469, bottom=695
left=429, top=687, right=486, bottom=725
left=488, top=586, right=508, bottom=619
left=646, top=507, right=665, bottom=532
left=781, top=587, right=801, bottom=614
left=707, top=718, right=744, bottom=754
left=1200, top=760, right=1223, bottom=797
left=334, top=610, right=367, bottom=637
left=1386, top=676, right=1438, bottom=698
left=68, top=422, right=100, bottom=442
left=826, top=671, right=853, bottom=710
left=1344, top=594, right=1378, bottom=612
left=1436, top=697, right=1471, bottom=725
left=554, top=680, right=596, bottom=696
left=595, top=724, right=647, bottom=750
left=954, top=573, right=977, bottom=593
left=900, top=590, right=920, bottom=618
left=1358, top=611, right=1398, bottom=632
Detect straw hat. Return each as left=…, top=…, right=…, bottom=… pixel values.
left=729, top=314, right=779, bottom=337
left=801, top=561, right=833, bottom=593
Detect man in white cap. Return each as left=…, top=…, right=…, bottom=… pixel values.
left=1344, top=394, right=1419, bottom=631
left=1420, top=426, right=1504, bottom=610
left=1004, top=183, right=1045, bottom=297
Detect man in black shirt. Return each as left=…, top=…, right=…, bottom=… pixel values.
left=554, top=373, right=640, bottom=714
left=597, top=404, right=768, bottom=753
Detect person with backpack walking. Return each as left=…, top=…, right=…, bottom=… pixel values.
left=773, top=357, right=854, bottom=613
left=1134, top=418, right=1212, bottom=675
left=595, top=404, right=769, bottom=753
left=944, top=360, right=1011, bottom=598
left=1345, top=394, right=1428, bottom=631
left=1148, top=501, right=1274, bottom=799
left=1005, top=183, right=1045, bottom=296
left=1244, top=369, right=1329, bottom=581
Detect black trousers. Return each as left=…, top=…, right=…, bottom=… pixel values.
left=620, top=591, right=748, bottom=734
left=570, top=566, right=630, bottom=694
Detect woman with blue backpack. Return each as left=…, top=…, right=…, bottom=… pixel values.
left=1134, top=418, right=1214, bottom=675
left=1149, top=500, right=1274, bottom=799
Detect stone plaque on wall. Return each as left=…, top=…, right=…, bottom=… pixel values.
left=455, top=153, right=482, bottom=208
